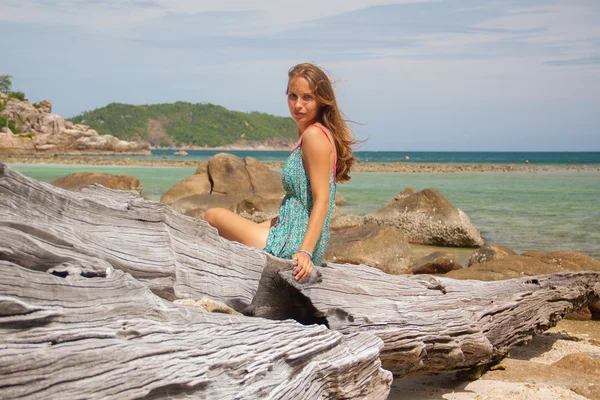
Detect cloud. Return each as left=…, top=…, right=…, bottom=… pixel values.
left=1, top=0, right=598, bottom=150
left=0, top=0, right=436, bottom=31
left=547, top=55, right=600, bottom=66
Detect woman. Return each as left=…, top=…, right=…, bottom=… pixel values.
left=204, top=63, right=356, bottom=282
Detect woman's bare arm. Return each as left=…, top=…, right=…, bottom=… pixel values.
left=293, top=126, right=334, bottom=281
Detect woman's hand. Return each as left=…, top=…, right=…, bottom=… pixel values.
left=292, top=251, right=313, bottom=282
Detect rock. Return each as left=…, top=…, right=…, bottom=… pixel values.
left=565, top=307, right=593, bottom=321
left=208, top=153, right=253, bottom=195
left=335, top=192, right=347, bottom=206
left=164, top=154, right=284, bottom=220
left=194, top=162, right=208, bottom=175
left=244, top=156, right=284, bottom=199
left=51, top=172, right=143, bottom=194
left=553, top=353, right=600, bottom=375
left=522, top=250, right=600, bottom=271
left=366, top=188, right=484, bottom=247
left=468, top=244, right=518, bottom=267
left=412, top=251, right=463, bottom=274
left=445, top=251, right=600, bottom=281
left=38, top=100, right=52, bottom=114
left=0, top=127, right=35, bottom=153
left=234, top=196, right=282, bottom=219
left=160, top=173, right=211, bottom=205
left=173, top=193, right=237, bottom=216
left=174, top=150, right=189, bottom=156
left=0, top=97, right=150, bottom=155
left=331, top=212, right=366, bottom=230
left=324, top=223, right=411, bottom=274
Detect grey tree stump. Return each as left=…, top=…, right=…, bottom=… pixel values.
left=1, top=162, right=599, bottom=397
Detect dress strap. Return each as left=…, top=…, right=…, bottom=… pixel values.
left=291, top=124, right=337, bottom=184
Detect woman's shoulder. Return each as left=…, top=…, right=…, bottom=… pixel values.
left=302, top=123, right=334, bottom=144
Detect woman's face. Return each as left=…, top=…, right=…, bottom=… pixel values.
left=287, top=77, right=320, bottom=131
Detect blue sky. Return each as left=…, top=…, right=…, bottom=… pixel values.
left=1, top=0, right=599, bottom=150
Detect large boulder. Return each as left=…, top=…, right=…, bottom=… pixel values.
left=244, top=157, right=284, bottom=199
left=51, top=172, right=142, bottom=194
left=161, top=174, right=211, bottom=205
left=324, top=224, right=411, bottom=274
left=365, top=188, right=484, bottom=247
left=208, top=153, right=254, bottom=196
left=163, top=154, right=285, bottom=220
left=411, top=251, right=463, bottom=274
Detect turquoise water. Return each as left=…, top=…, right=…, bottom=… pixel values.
left=8, top=164, right=600, bottom=259
left=78, top=150, right=600, bottom=164
left=9, top=164, right=197, bottom=201
left=339, top=171, right=600, bottom=258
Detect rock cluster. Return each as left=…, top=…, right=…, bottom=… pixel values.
left=0, top=93, right=150, bottom=155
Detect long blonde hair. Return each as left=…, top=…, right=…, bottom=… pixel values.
left=287, top=63, right=356, bottom=183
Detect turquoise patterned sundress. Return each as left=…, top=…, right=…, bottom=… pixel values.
left=264, top=125, right=337, bottom=265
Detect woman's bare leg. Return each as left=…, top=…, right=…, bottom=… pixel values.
left=204, top=208, right=274, bottom=249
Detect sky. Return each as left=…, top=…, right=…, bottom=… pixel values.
left=1, top=0, right=599, bottom=151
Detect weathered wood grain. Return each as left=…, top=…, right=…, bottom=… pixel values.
left=0, top=260, right=391, bottom=399
left=251, top=255, right=600, bottom=377
left=0, top=162, right=266, bottom=309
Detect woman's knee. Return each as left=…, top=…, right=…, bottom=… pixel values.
left=204, top=207, right=224, bottom=226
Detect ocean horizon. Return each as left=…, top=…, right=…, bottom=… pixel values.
left=83, top=150, right=600, bottom=164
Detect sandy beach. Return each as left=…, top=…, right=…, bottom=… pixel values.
left=3, top=154, right=599, bottom=173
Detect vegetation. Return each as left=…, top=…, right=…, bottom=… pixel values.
left=0, top=75, right=27, bottom=135
left=69, top=102, right=297, bottom=147
left=0, top=75, right=12, bottom=94
left=0, top=115, right=22, bottom=134
left=1, top=74, right=28, bottom=101
left=8, top=92, right=26, bottom=101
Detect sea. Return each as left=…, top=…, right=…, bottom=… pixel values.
left=6, top=150, right=600, bottom=260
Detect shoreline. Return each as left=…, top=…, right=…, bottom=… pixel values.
left=2, top=155, right=600, bottom=173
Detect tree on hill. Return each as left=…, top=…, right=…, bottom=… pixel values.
left=0, top=75, right=12, bottom=94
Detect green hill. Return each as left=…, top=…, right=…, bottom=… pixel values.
left=69, top=102, right=297, bottom=147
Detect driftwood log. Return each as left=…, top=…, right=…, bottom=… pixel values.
left=0, top=260, right=390, bottom=399
left=1, top=162, right=599, bottom=399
